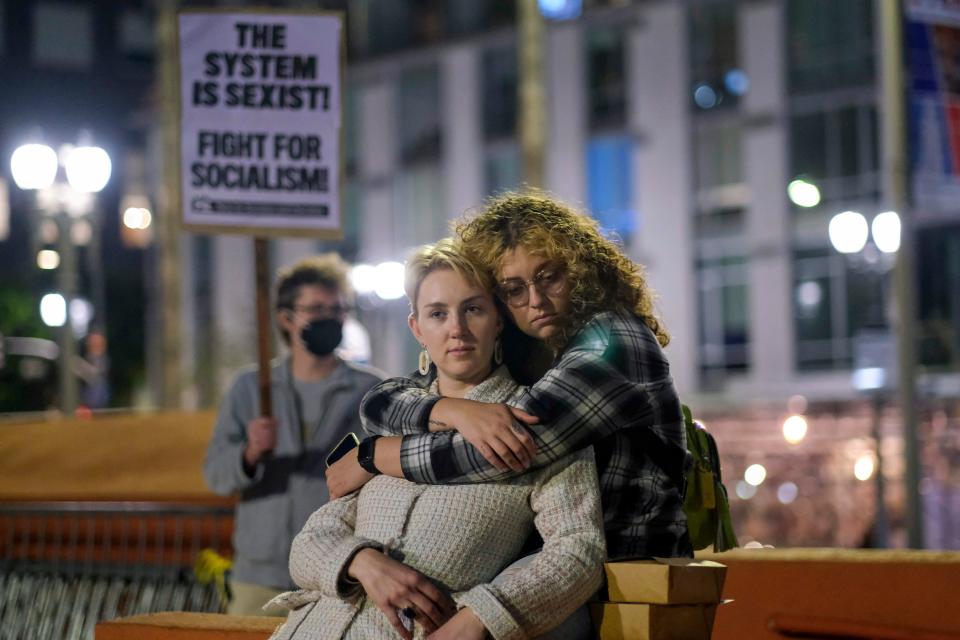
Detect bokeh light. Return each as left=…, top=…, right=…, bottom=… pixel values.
left=744, top=463, right=767, bottom=486
left=782, top=415, right=808, bottom=445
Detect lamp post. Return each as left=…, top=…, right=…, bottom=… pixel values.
left=828, top=208, right=901, bottom=547
left=10, top=140, right=111, bottom=416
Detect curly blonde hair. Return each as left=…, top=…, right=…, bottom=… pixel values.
left=456, top=191, right=669, bottom=351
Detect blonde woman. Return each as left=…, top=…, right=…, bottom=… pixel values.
left=269, top=239, right=605, bottom=640
left=332, top=192, right=691, bottom=560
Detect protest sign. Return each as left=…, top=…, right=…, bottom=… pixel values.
left=176, top=9, right=343, bottom=237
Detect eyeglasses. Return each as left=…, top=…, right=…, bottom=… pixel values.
left=496, top=266, right=566, bottom=308
left=291, top=303, right=349, bottom=318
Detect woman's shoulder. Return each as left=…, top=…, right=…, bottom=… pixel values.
left=572, top=310, right=656, bottom=349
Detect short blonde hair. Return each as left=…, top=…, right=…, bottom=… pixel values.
left=404, top=238, right=494, bottom=316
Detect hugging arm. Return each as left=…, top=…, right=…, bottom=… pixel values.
left=454, top=448, right=606, bottom=639
left=359, top=374, right=437, bottom=436
left=396, top=317, right=676, bottom=484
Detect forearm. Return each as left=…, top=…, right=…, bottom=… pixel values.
left=360, top=376, right=439, bottom=436
left=427, top=397, right=466, bottom=432
left=399, top=432, right=515, bottom=485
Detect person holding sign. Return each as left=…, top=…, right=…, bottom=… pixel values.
left=268, top=240, right=605, bottom=640
left=203, top=254, right=383, bottom=616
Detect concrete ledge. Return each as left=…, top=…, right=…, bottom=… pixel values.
left=701, top=548, right=960, bottom=639
left=96, top=613, right=278, bottom=640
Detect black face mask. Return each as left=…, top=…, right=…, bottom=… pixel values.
left=300, top=318, right=343, bottom=357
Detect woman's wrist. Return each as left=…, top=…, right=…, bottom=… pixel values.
left=428, top=397, right=470, bottom=432
left=372, top=436, right=404, bottom=477
left=454, top=607, right=489, bottom=638
left=346, top=547, right=379, bottom=582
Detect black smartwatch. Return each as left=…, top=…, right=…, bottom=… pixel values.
left=357, top=435, right=382, bottom=475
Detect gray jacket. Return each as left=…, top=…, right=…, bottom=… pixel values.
left=204, top=357, right=383, bottom=589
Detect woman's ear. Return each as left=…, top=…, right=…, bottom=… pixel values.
left=408, top=312, right=423, bottom=344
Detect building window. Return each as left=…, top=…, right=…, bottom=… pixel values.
left=787, top=0, right=875, bottom=93
left=694, top=119, right=747, bottom=213
left=393, top=165, right=446, bottom=252
left=586, top=135, right=634, bottom=242
left=33, top=2, right=93, bottom=69
left=319, top=180, right=363, bottom=262
left=119, top=9, right=153, bottom=61
left=586, top=27, right=626, bottom=130
left=444, top=0, right=513, bottom=36
left=696, top=123, right=743, bottom=190
left=793, top=248, right=887, bottom=370
left=398, top=65, right=442, bottom=165
left=697, top=254, right=750, bottom=379
left=789, top=103, right=879, bottom=205
left=484, top=143, right=520, bottom=196
left=917, top=225, right=960, bottom=369
left=348, top=0, right=413, bottom=58
left=689, top=1, right=742, bottom=111
left=482, top=46, right=518, bottom=141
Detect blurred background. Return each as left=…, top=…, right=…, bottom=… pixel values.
left=0, top=0, right=959, bottom=569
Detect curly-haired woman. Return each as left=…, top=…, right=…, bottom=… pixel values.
left=328, top=191, right=691, bottom=561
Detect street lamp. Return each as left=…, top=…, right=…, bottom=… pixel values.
left=828, top=208, right=902, bottom=547
left=10, top=139, right=111, bottom=415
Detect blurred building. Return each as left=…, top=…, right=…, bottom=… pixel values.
left=188, top=0, right=960, bottom=548
left=2, top=0, right=960, bottom=547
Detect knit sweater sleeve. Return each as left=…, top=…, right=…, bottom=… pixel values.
left=288, top=494, right=384, bottom=601
left=456, top=447, right=606, bottom=640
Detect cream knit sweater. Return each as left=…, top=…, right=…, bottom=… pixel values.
left=267, top=366, right=605, bottom=640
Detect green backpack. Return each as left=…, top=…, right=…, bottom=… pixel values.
left=681, top=404, right=738, bottom=552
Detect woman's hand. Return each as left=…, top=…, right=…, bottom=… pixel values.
left=427, top=608, right=488, bottom=640
left=325, top=449, right=373, bottom=499
left=347, top=548, right=456, bottom=639
left=433, top=398, right=539, bottom=472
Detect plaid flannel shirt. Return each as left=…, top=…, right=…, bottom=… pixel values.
left=360, top=311, right=692, bottom=560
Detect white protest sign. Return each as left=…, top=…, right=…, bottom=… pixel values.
left=177, top=11, right=342, bottom=237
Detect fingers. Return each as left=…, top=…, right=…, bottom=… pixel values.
left=477, top=443, right=510, bottom=472
left=382, top=605, right=413, bottom=640
left=507, top=423, right=537, bottom=463
left=407, top=596, right=442, bottom=633
left=509, top=407, right=539, bottom=425
left=413, top=580, right=456, bottom=627
left=490, top=437, right=526, bottom=472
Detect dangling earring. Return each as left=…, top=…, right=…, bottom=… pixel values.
left=418, top=345, right=431, bottom=375
left=494, top=337, right=503, bottom=365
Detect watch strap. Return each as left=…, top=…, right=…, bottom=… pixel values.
left=357, top=435, right=382, bottom=475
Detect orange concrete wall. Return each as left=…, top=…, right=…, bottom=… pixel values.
left=96, top=613, right=277, bottom=640
left=0, top=411, right=221, bottom=501
left=97, top=549, right=960, bottom=639
left=705, top=548, right=960, bottom=639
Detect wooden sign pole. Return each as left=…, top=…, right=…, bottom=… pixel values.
left=254, top=237, right=273, bottom=418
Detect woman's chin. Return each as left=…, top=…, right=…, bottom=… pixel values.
left=439, top=361, right=492, bottom=384
left=527, top=324, right=558, bottom=341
